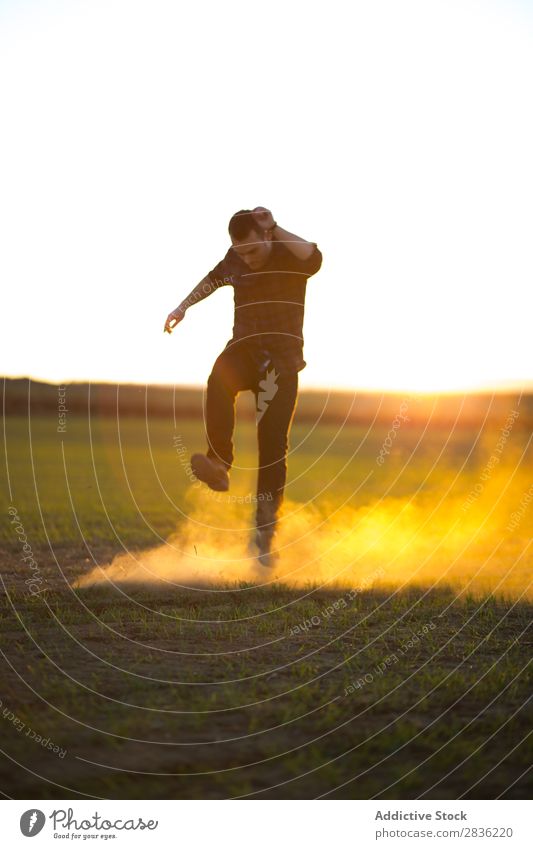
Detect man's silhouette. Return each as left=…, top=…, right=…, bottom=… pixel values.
left=165, top=207, right=322, bottom=565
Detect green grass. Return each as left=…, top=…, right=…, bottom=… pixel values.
left=1, top=411, right=509, bottom=548
left=0, top=583, right=530, bottom=799
left=1, top=412, right=531, bottom=798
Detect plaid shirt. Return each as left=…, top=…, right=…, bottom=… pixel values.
left=207, top=238, right=323, bottom=373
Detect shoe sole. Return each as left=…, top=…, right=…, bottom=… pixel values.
left=190, top=454, right=229, bottom=492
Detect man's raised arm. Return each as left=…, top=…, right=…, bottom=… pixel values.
left=164, top=275, right=220, bottom=334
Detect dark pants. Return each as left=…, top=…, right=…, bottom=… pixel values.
left=205, top=342, right=298, bottom=533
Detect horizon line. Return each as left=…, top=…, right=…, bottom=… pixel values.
left=3, top=374, right=533, bottom=397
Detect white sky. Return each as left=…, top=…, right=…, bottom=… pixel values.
left=1, top=0, right=532, bottom=392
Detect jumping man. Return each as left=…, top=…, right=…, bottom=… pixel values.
left=164, top=207, right=322, bottom=566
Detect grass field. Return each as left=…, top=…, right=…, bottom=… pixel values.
left=1, top=393, right=532, bottom=799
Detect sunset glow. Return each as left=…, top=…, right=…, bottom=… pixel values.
left=1, top=0, right=532, bottom=392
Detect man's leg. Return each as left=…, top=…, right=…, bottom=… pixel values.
left=255, top=369, right=299, bottom=543
left=204, top=343, right=256, bottom=471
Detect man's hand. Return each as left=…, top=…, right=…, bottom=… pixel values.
left=164, top=307, right=186, bottom=334
left=252, top=207, right=276, bottom=233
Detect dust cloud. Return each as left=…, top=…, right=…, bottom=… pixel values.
left=73, top=459, right=531, bottom=600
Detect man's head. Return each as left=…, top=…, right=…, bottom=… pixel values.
left=229, top=209, right=273, bottom=271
